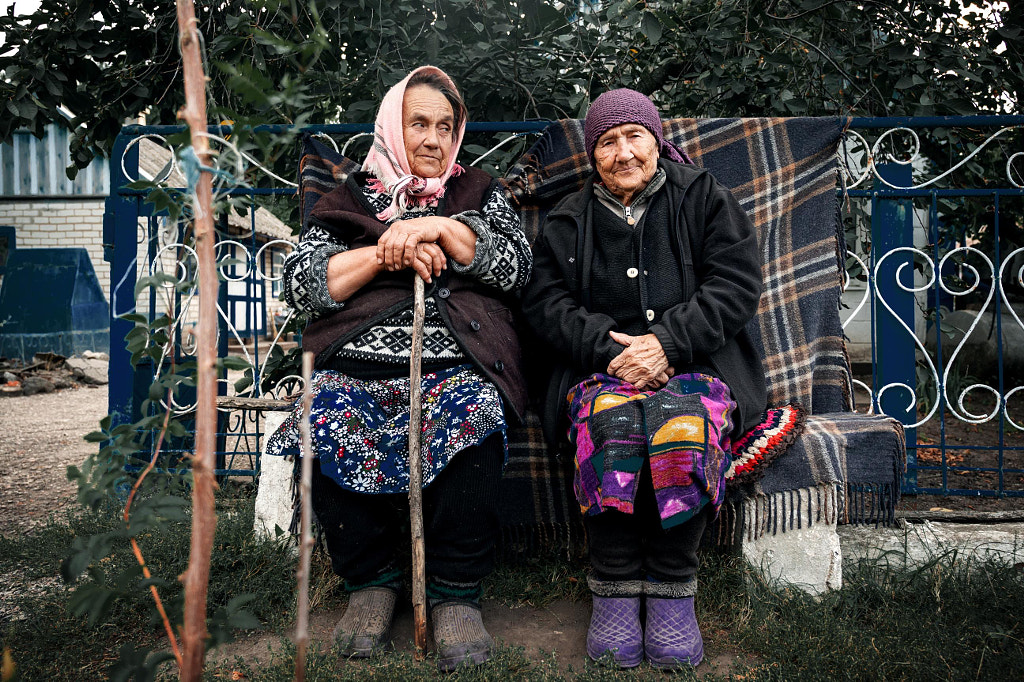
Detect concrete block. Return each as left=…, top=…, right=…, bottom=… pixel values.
left=254, top=411, right=296, bottom=543
left=839, top=520, right=1024, bottom=569
left=738, top=487, right=842, bottom=595
left=65, top=356, right=108, bottom=384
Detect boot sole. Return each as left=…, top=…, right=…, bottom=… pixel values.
left=337, top=628, right=392, bottom=658
left=586, top=642, right=643, bottom=668
left=646, top=643, right=704, bottom=669
left=436, top=645, right=492, bottom=672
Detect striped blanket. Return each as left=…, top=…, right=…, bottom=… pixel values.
left=297, top=119, right=906, bottom=550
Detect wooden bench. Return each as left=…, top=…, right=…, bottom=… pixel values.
left=246, top=118, right=906, bottom=594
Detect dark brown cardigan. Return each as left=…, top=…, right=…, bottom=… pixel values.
left=300, top=167, right=527, bottom=422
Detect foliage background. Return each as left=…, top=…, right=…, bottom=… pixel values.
left=2, top=0, right=1020, bottom=171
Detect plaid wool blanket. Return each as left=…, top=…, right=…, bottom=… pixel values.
left=504, top=118, right=905, bottom=543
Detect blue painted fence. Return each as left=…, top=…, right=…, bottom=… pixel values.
left=104, top=117, right=1024, bottom=497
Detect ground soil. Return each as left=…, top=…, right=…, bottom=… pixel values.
left=0, top=384, right=106, bottom=535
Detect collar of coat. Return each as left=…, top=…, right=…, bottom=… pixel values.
left=548, top=158, right=707, bottom=221
left=593, top=167, right=667, bottom=215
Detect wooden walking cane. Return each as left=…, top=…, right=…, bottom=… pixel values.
left=408, top=274, right=428, bottom=659
left=295, top=352, right=315, bottom=682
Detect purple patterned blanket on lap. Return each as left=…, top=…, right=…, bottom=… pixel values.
left=567, top=373, right=734, bottom=530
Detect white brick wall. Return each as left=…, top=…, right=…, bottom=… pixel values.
left=0, top=199, right=111, bottom=301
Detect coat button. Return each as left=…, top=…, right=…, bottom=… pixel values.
left=438, top=287, right=450, bottom=299
left=627, top=267, right=639, bottom=278
left=646, top=309, right=655, bottom=322
left=470, top=320, right=481, bottom=331
left=494, top=360, right=505, bottom=372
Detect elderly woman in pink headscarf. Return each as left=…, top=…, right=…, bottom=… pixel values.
left=267, top=66, right=532, bottom=671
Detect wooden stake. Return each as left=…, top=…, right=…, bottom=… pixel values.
left=408, top=275, right=428, bottom=658
left=295, top=352, right=315, bottom=681
left=175, top=2, right=218, bottom=680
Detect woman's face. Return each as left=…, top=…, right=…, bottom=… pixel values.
left=403, top=84, right=455, bottom=179
left=593, top=123, right=659, bottom=205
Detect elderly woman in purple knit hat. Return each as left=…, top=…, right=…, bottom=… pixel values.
left=522, top=89, right=767, bottom=669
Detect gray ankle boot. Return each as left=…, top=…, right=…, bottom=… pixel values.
left=332, top=586, right=398, bottom=657
left=431, top=602, right=494, bottom=672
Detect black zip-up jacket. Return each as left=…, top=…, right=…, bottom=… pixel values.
left=521, top=159, right=767, bottom=445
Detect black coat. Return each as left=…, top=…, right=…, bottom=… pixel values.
left=521, top=159, right=767, bottom=444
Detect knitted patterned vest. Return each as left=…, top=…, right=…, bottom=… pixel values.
left=299, top=167, right=527, bottom=421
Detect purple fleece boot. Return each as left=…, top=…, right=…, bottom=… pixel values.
left=645, top=594, right=703, bottom=669
left=586, top=580, right=644, bottom=668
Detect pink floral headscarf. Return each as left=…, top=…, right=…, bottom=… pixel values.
left=361, top=65, right=467, bottom=221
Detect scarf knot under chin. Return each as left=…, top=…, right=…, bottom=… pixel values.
left=361, top=65, right=467, bottom=222
left=364, top=164, right=465, bottom=220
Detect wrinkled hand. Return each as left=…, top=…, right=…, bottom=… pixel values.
left=409, top=242, right=446, bottom=283
left=377, top=217, right=445, bottom=271
left=606, top=331, right=674, bottom=391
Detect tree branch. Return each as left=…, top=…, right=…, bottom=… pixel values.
left=124, top=383, right=182, bottom=670
left=175, top=1, right=220, bottom=680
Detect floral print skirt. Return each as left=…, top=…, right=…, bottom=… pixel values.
left=265, top=364, right=507, bottom=494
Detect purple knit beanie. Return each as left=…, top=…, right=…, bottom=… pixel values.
left=583, top=88, right=690, bottom=165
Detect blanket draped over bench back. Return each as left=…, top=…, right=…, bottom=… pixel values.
left=297, top=117, right=906, bottom=553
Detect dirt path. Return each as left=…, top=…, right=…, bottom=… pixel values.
left=207, top=598, right=748, bottom=676
left=0, top=385, right=107, bottom=537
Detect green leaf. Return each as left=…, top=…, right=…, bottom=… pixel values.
left=226, top=605, right=262, bottom=630
left=84, top=430, right=109, bottom=443
left=108, top=644, right=175, bottom=682
left=234, top=373, right=254, bottom=393
left=641, top=11, right=663, bottom=43
left=220, top=356, right=253, bottom=370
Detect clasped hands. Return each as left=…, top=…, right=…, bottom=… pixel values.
left=375, top=217, right=449, bottom=283
left=606, top=330, right=674, bottom=391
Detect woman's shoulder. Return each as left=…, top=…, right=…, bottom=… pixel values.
left=449, top=165, right=496, bottom=193
left=659, top=158, right=712, bottom=187
left=442, top=165, right=496, bottom=211
left=454, top=164, right=494, bottom=182
left=309, top=172, right=368, bottom=218
left=547, top=181, right=594, bottom=220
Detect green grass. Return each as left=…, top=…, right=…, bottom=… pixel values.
left=485, top=554, right=589, bottom=608
left=3, top=498, right=1024, bottom=681
left=0, top=496, right=297, bottom=681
